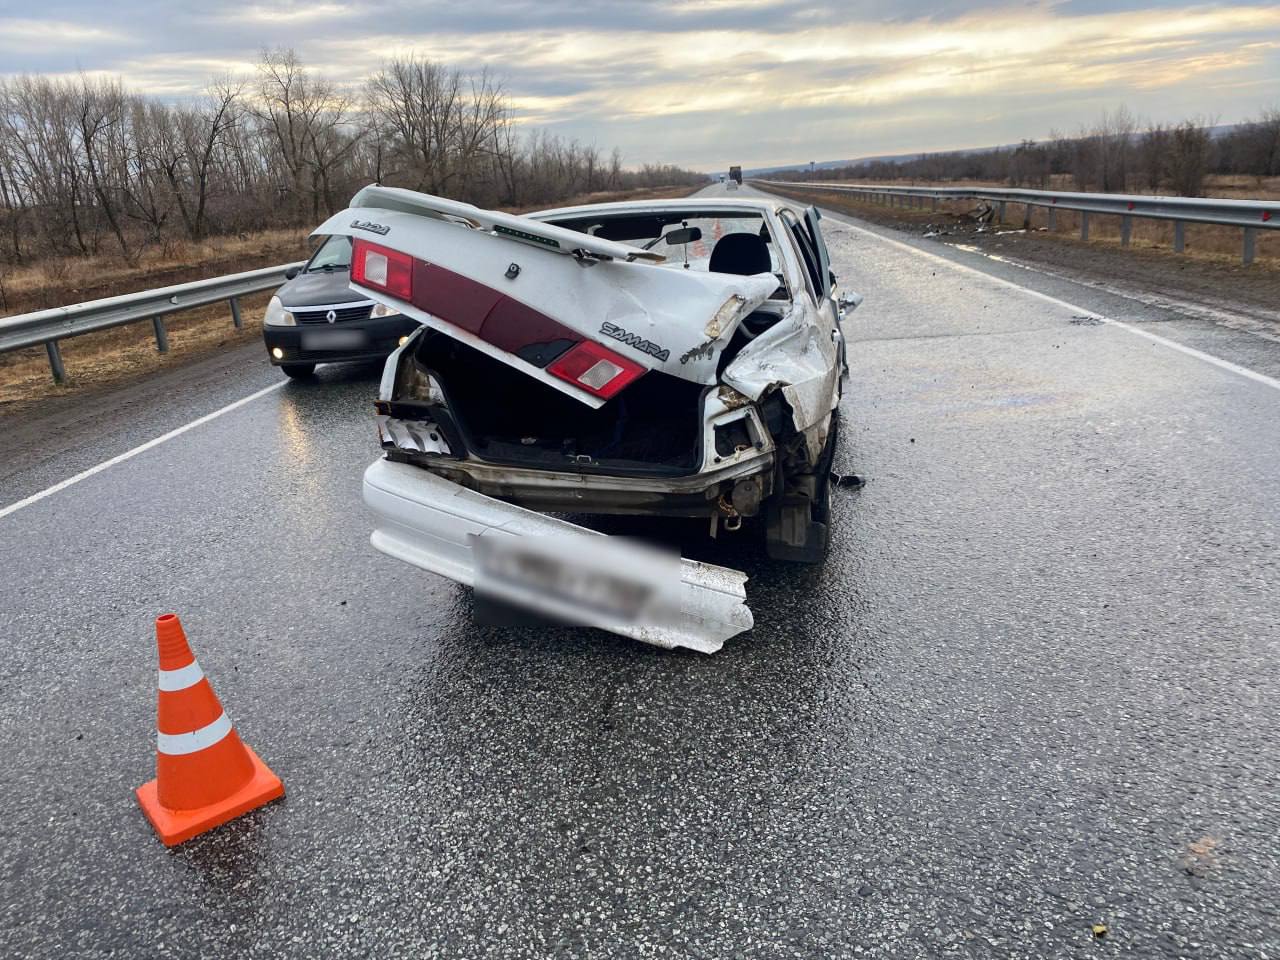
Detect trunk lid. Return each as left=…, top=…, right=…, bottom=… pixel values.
left=314, top=186, right=778, bottom=408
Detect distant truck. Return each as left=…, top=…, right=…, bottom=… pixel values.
left=729, top=166, right=742, bottom=184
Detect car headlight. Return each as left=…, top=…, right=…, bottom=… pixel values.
left=264, top=296, right=295, bottom=326
left=370, top=302, right=399, bottom=319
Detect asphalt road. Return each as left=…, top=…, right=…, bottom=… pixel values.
left=2, top=183, right=1278, bottom=958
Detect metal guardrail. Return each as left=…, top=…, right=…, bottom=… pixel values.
left=0, top=262, right=304, bottom=383
left=756, top=181, right=1279, bottom=264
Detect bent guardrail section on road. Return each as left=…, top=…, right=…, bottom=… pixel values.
left=757, top=180, right=1279, bottom=265
left=0, top=261, right=304, bottom=383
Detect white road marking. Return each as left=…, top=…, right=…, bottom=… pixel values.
left=958, top=242, right=1280, bottom=345
left=814, top=202, right=1280, bottom=394
left=0, top=380, right=287, bottom=521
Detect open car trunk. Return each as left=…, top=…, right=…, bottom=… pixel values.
left=415, top=331, right=706, bottom=475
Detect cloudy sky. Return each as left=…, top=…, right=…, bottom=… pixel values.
left=2, top=0, right=1278, bottom=170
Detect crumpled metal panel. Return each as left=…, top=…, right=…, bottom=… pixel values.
left=721, top=307, right=841, bottom=460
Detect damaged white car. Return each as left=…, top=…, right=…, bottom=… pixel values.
left=314, top=186, right=861, bottom=653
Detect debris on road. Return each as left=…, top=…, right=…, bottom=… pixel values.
left=1181, top=835, right=1220, bottom=877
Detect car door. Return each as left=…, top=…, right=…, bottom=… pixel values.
left=803, top=206, right=833, bottom=306
left=800, top=206, right=846, bottom=378
left=782, top=207, right=845, bottom=389
left=721, top=210, right=840, bottom=445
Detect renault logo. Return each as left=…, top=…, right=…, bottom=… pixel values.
left=325, top=309, right=337, bottom=323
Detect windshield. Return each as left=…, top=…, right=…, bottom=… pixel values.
left=307, top=234, right=351, bottom=272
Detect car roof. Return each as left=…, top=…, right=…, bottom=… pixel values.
left=528, top=197, right=784, bottom=221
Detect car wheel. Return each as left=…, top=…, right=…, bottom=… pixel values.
left=765, top=416, right=838, bottom=564
left=281, top=363, right=316, bottom=379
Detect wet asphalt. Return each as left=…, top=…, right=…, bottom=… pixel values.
left=1, top=184, right=1278, bottom=958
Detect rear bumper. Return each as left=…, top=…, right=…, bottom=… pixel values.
left=362, top=457, right=754, bottom=653
left=264, top=315, right=419, bottom=365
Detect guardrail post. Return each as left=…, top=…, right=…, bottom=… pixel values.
left=1120, top=216, right=1133, bottom=247
left=1048, top=208, right=1057, bottom=231
left=230, top=296, right=243, bottom=330
left=931, top=197, right=938, bottom=212
left=152, top=315, right=169, bottom=353
left=1080, top=212, right=1090, bottom=241
left=45, top=341, right=67, bottom=384
left=1242, top=228, right=1257, bottom=266
left=1023, top=203, right=1034, bottom=230
left=1174, top=221, right=1185, bottom=253
left=998, top=201, right=1006, bottom=223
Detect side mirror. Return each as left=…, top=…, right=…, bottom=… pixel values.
left=829, top=269, right=838, bottom=289
left=284, top=266, right=301, bottom=280
left=664, top=226, right=702, bottom=246
left=837, top=291, right=863, bottom=312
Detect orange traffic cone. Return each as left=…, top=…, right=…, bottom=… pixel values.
left=135, top=613, right=284, bottom=846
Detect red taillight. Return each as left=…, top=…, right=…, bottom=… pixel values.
left=546, top=340, right=645, bottom=399
left=351, top=238, right=413, bottom=300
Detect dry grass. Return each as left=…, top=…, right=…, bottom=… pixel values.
left=0, top=228, right=312, bottom=316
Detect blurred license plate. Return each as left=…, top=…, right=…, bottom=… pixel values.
left=301, top=329, right=367, bottom=350
left=471, top=534, right=679, bottom=623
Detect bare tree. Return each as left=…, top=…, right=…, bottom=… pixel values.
left=1167, top=117, right=1214, bottom=197
left=607, top=147, right=623, bottom=190
left=172, top=79, right=245, bottom=239
left=121, top=96, right=178, bottom=242
left=255, top=47, right=356, bottom=219
left=1093, top=106, right=1138, bottom=192
left=0, top=76, right=94, bottom=253
left=77, top=76, right=133, bottom=261
left=1009, top=140, right=1049, bottom=188
left=0, top=59, right=704, bottom=270
left=1244, top=107, right=1280, bottom=179
left=1137, top=123, right=1167, bottom=191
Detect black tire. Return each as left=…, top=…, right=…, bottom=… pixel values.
left=765, top=415, right=838, bottom=564
left=281, top=363, right=316, bottom=379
